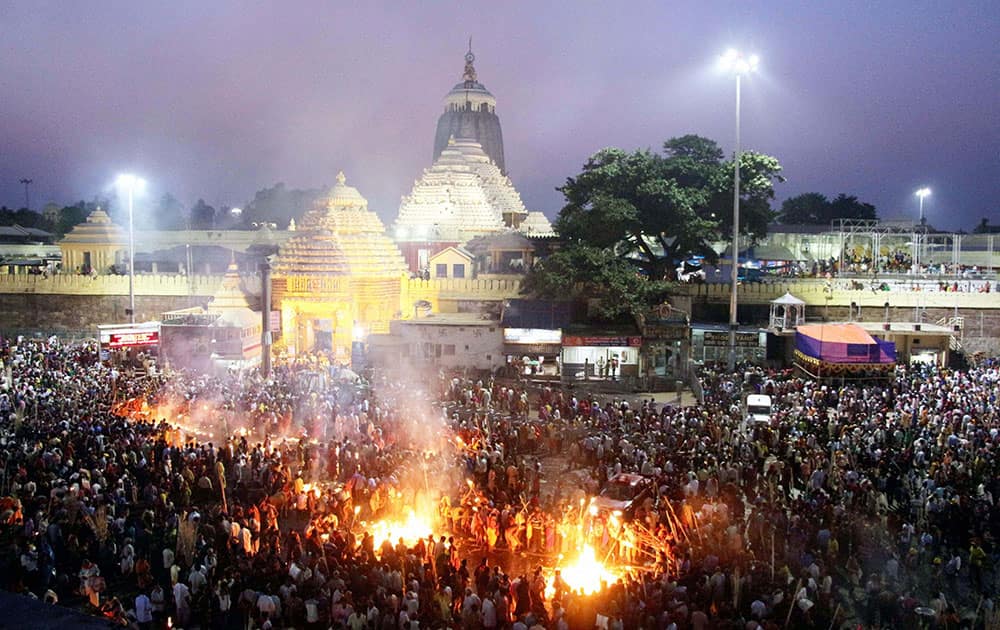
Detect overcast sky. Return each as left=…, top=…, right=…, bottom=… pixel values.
left=1, top=0, right=997, bottom=231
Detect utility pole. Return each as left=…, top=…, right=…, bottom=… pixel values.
left=260, top=260, right=273, bottom=378
left=18, top=178, right=32, bottom=211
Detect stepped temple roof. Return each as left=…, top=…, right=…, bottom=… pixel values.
left=273, top=172, right=406, bottom=278
left=58, top=208, right=127, bottom=246
left=395, top=137, right=528, bottom=243
left=519, top=211, right=556, bottom=237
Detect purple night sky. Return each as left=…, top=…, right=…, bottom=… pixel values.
left=1, top=1, right=997, bottom=231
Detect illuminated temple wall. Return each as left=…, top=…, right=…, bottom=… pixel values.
left=271, top=274, right=403, bottom=361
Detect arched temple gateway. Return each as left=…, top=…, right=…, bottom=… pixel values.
left=271, top=172, right=408, bottom=360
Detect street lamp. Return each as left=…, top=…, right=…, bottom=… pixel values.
left=718, top=48, right=759, bottom=371
left=116, top=174, right=146, bottom=324
left=915, top=187, right=931, bottom=225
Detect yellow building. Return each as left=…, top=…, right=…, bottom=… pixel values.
left=428, top=246, right=474, bottom=278
left=58, top=208, right=127, bottom=274
left=271, top=172, right=408, bottom=361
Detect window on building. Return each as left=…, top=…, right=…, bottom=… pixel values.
left=453, top=263, right=465, bottom=278
left=444, top=344, right=456, bottom=356
left=436, top=263, right=448, bottom=278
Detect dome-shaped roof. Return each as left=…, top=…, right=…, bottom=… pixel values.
left=59, top=208, right=127, bottom=246
left=442, top=47, right=497, bottom=111
left=325, top=171, right=368, bottom=208
left=274, top=172, right=407, bottom=278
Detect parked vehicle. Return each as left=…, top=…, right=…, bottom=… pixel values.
left=589, top=473, right=655, bottom=519
left=745, top=393, right=773, bottom=423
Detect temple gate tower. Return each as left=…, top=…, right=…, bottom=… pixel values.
left=271, top=172, right=407, bottom=361
left=433, top=41, right=506, bottom=174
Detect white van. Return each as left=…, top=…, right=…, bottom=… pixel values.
left=746, top=394, right=773, bottom=423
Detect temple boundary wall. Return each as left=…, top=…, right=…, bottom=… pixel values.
left=681, top=280, right=1000, bottom=309
left=0, top=273, right=223, bottom=296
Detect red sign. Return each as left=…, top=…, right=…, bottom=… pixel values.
left=563, top=335, right=642, bottom=347
left=107, top=331, right=160, bottom=348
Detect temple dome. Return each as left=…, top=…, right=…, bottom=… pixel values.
left=58, top=208, right=126, bottom=246
left=274, top=172, right=406, bottom=278
left=434, top=44, right=505, bottom=174
left=324, top=171, right=367, bottom=208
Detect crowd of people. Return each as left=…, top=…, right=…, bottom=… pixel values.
left=1, top=336, right=999, bottom=629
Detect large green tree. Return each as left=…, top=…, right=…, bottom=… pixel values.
left=778, top=192, right=876, bottom=224
left=526, top=135, right=783, bottom=320
left=0, top=207, right=50, bottom=229
left=155, top=193, right=188, bottom=230
left=189, top=199, right=216, bottom=230
left=244, top=183, right=325, bottom=228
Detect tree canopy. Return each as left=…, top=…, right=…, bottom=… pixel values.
left=0, top=207, right=51, bottom=230
left=244, top=183, right=325, bottom=228
left=525, top=135, right=783, bottom=320
left=189, top=199, right=216, bottom=230
left=778, top=192, right=877, bottom=224
left=154, top=193, right=188, bottom=230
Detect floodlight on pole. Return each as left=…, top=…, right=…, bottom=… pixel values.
left=18, top=178, right=33, bottom=211
left=915, top=187, right=931, bottom=225
left=718, top=48, right=759, bottom=372
left=116, top=174, right=146, bottom=324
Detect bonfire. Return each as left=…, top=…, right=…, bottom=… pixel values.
left=547, top=544, right=620, bottom=598
left=365, top=509, right=435, bottom=550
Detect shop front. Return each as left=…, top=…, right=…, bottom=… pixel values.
left=502, top=328, right=562, bottom=376
left=561, top=335, right=642, bottom=381
left=97, top=322, right=161, bottom=371
left=691, top=325, right=766, bottom=364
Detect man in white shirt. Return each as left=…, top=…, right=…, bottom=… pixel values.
left=172, top=581, right=191, bottom=628
left=482, top=594, right=497, bottom=628
left=188, top=565, right=207, bottom=595
left=257, top=591, right=277, bottom=619
left=135, top=591, right=153, bottom=630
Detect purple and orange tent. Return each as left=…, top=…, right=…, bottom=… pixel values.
left=794, top=323, right=895, bottom=376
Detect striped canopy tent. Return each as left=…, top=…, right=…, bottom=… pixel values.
left=794, top=323, right=896, bottom=376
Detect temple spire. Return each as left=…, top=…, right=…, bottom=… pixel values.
left=462, top=38, right=477, bottom=83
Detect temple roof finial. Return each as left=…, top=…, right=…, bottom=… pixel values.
left=462, top=38, right=477, bottom=83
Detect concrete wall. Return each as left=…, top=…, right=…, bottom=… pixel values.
left=383, top=320, right=504, bottom=372
left=0, top=293, right=212, bottom=336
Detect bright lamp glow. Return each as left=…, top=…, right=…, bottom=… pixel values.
left=719, top=48, right=760, bottom=75
left=116, top=173, right=146, bottom=192
left=915, top=187, right=931, bottom=198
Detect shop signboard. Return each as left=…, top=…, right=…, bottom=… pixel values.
left=107, top=330, right=160, bottom=348
left=703, top=331, right=760, bottom=348
left=562, top=335, right=642, bottom=347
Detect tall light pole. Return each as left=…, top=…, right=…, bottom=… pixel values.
left=18, top=178, right=32, bottom=211
left=915, top=187, right=931, bottom=225
left=116, top=174, right=145, bottom=324
left=719, top=48, right=759, bottom=371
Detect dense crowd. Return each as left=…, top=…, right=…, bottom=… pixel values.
left=1, top=337, right=998, bottom=629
